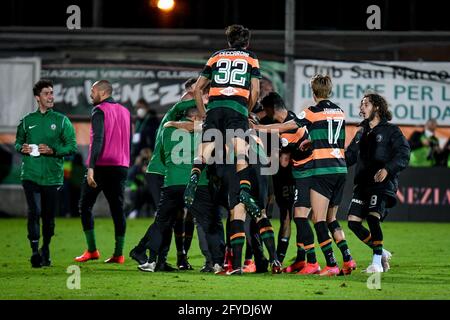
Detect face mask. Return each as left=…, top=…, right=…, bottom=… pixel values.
left=137, top=108, right=147, bottom=118
left=424, top=129, right=433, bottom=138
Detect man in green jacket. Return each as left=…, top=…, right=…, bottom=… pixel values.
left=15, top=79, right=77, bottom=268
left=409, top=119, right=441, bottom=167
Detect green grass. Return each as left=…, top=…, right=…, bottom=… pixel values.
left=0, top=218, right=449, bottom=300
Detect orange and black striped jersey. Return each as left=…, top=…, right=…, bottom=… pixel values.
left=294, top=100, right=347, bottom=178
left=279, top=111, right=313, bottom=171
left=201, top=48, right=262, bottom=117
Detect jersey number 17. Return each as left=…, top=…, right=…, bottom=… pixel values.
left=326, top=117, right=344, bottom=145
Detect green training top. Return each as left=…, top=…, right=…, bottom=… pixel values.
left=146, top=99, right=197, bottom=175
left=15, top=108, right=77, bottom=185
left=160, top=122, right=208, bottom=187
left=409, top=134, right=438, bottom=167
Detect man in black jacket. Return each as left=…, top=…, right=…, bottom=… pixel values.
left=131, top=98, right=160, bottom=163
left=345, top=93, right=410, bottom=273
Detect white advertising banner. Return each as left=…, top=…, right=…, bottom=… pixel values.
left=294, top=60, right=450, bottom=126
left=0, top=57, right=41, bottom=132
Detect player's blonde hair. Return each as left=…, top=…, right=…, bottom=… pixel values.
left=310, top=74, right=332, bottom=99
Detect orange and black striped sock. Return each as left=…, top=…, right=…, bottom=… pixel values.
left=367, top=215, right=383, bottom=255
left=237, top=167, right=252, bottom=192
left=314, top=221, right=337, bottom=267
left=304, top=243, right=317, bottom=264
left=295, top=242, right=306, bottom=263
left=230, top=220, right=246, bottom=270
left=190, top=165, right=203, bottom=179
left=294, top=217, right=316, bottom=263
left=348, top=220, right=373, bottom=248
left=257, top=218, right=277, bottom=262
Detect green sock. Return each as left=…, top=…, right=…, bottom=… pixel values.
left=84, top=229, right=97, bottom=252
left=114, top=236, right=125, bottom=257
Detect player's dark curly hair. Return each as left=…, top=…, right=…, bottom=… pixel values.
left=226, top=24, right=250, bottom=48
left=363, top=93, right=392, bottom=121
left=33, top=79, right=53, bottom=96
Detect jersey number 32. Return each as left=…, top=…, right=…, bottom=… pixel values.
left=214, top=58, right=248, bottom=86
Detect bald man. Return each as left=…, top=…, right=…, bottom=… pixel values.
left=75, top=80, right=131, bottom=264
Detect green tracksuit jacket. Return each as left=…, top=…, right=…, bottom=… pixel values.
left=15, top=108, right=77, bottom=186
left=146, top=99, right=197, bottom=175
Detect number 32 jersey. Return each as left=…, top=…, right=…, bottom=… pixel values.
left=294, top=100, right=347, bottom=178
left=201, top=48, right=262, bottom=117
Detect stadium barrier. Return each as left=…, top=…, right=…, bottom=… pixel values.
left=2, top=167, right=449, bottom=221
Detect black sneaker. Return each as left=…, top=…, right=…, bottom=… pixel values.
left=178, top=255, right=194, bottom=270
left=156, top=262, right=177, bottom=272
left=184, top=174, right=199, bottom=208
left=129, top=247, right=148, bottom=265
left=39, top=247, right=51, bottom=267
left=239, top=190, right=261, bottom=218
left=30, top=252, right=42, bottom=268
left=200, top=263, right=214, bottom=273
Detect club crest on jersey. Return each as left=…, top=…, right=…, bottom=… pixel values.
left=220, top=87, right=238, bottom=96
left=376, top=134, right=383, bottom=142
left=51, top=124, right=56, bottom=130
left=297, top=111, right=306, bottom=119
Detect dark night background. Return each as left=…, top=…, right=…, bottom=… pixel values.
left=1, top=0, right=449, bottom=30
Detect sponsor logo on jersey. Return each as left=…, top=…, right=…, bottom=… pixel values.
left=220, top=87, right=239, bottom=96
left=297, top=111, right=306, bottom=119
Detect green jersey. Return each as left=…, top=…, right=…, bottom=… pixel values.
left=15, top=108, right=77, bottom=185
left=409, top=134, right=438, bottom=167
left=160, top=123, right=208, bottom=187
left=146, top=99, right=197, bottom=175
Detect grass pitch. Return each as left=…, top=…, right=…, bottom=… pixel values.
left=0, top=218, right=449, bottom=300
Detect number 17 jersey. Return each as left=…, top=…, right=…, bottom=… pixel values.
left=201, top=48, right=262, bottom=117
left=294, top=99, right=348, bottom=178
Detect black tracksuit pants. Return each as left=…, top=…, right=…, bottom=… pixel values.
left=22, top=180, right=60, bottom=245
left=79, top=166, right=128, bottom=237
left=142, top=185, right=225, bottom=265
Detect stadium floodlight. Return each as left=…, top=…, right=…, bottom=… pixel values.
left=157, top=0, right=175, bottom=12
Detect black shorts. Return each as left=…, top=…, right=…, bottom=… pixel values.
left=294, top=177, right=311, bottom=208
left=202, top=107, right=248, bottom=143
left=347, top=185, right=394, bottom=221
left=273, top=166, right=295, bottom=210
left=310, top=174, right=346, bottom=207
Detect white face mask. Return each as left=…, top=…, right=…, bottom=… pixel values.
left=424, top=129, right=433, bottom=138
left=137, top=108, right=147, bottom=119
